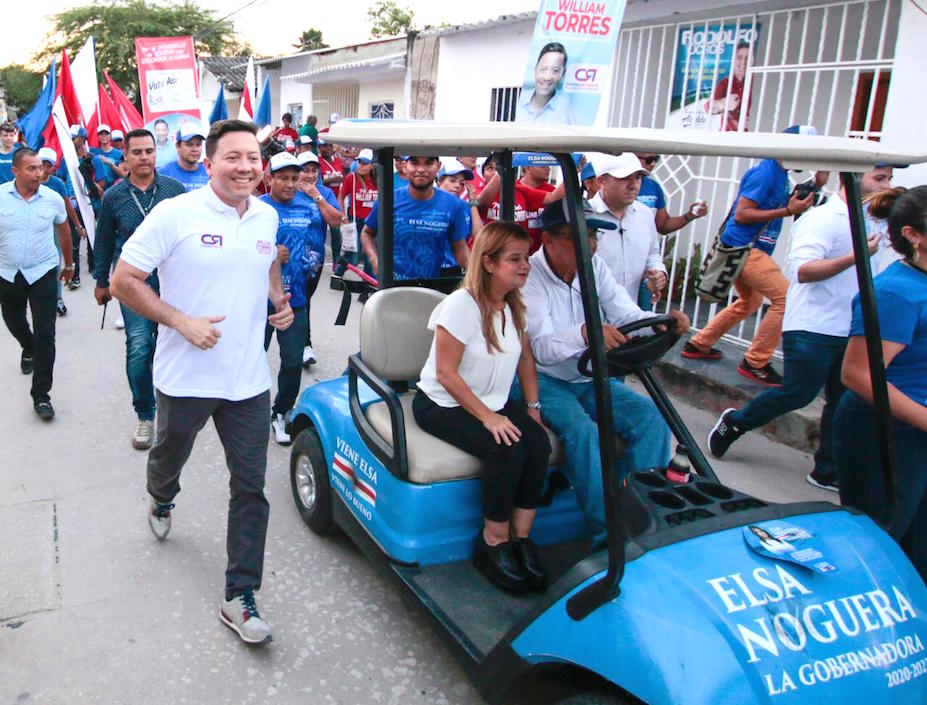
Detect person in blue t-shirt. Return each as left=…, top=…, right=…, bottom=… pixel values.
left=834, top=186, right=927, bottom=580
left=90, top=124, right=127, bottom=189
left=157, top=126, right=209, bottom=191
left=0, top=122, right=22, bottom=184
left=295, top=150, right=343, bottom=367
left=393, top=155, right=409, bottom=190
left=38, top=147, right=82, bottom=315
left=362, top=156, right=470, bottom=281
left=684, top=126, right=819, bottom=386
left=67, top=125, right=106, bottom=289
left=259, top=152, right=322, bottom=444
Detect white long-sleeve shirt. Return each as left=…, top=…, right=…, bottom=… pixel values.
left=524, top=247, right=651, bottom=383
left=587, top=193, right=666, bottom=296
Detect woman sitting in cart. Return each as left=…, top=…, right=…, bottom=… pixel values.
left=413, top=222, right=552, bottom=595
left=834, top=185, right=927, bottom=579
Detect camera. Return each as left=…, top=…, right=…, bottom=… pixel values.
left=792, top=179, right=822, bottom=205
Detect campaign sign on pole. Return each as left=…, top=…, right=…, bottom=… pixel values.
left=666, top=23, right=761, bottom=132
left=135, top=37, right=203, bottom=166
left=515, top=0, right=628, bottom=127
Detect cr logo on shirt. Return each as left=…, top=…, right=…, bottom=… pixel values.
left=200, top=233, right=224, bottom=247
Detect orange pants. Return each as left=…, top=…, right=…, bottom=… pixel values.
left=690, top=248, right=788, bottom=368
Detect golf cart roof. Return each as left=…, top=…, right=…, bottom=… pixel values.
left=326, top=120, right=926, bottom=172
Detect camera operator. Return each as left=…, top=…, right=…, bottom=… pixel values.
left=65, top=125, right=106, bottom=290
left=683, top=125, right=819, bottom=387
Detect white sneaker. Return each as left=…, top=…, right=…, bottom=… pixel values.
left=220, top=589, right=273, bottom=644
left=115, top=315, right=125, bottom=330
left=271, top=413, right=291, bottom=445
left=148, top=495, right=174, bottom=540
left=301, top=345, right=316, bottom=366
left=132, top=419, right=154, bottom=450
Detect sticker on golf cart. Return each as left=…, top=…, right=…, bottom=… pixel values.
left=331, top=437, right=377, bottom=519
left=743, top=522, right=837, bottom=574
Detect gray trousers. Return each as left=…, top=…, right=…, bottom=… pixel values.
left=147, top=390, right=271, bottom=599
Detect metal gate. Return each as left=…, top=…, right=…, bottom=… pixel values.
left=610, top=0, right=900, bottom=352
left=311, top=83, right=360, bottom=121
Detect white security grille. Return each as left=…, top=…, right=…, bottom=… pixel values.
left=311, top=84, right=360, bottom=121
left=611, top=0, right=899, bottom=352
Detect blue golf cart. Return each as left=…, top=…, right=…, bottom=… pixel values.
left=286, top=122, right=927, bottom=704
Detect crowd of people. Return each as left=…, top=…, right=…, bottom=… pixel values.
left=1, top=112, right=924, bottom=640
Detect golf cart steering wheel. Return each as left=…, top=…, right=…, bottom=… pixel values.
left=577, top=315, right=680, bottom=378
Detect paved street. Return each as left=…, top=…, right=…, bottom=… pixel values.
left=0, top=266, right=837, bottom=704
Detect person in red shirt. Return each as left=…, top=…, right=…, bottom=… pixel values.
left=276, top=113, right=299, bottom=152
left=318, top=136, right=345, bottom=260
left=338, top=148, right=378, bottom=269
left=458, top=156, right=485, bottom=194
left=707, top=43, right=753, bottom=132
left=476, top=153, right=564, bottom=253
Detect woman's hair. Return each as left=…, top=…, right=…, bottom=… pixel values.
left=536, top=42, right=568, bottom=67
left=868, top=186, right=927, bottom=259
left=463, top=222, right=531, bottom=353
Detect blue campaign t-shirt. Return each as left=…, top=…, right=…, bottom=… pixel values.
left=849, top=261, right=927, bottom=406
left=637, top=175, right=666, bottom=211
left=44, top=175, right=69, bottom=201
left=0, top=144, right=21, bottom=184
left=720, top=159, right=789, bottom=255
left=158, top=161, right=209, bottom=192
left=90, top=146, right=124, bottom=188
left=365, top=187, right=469, bottom=280
left=259, top=192, right=325, bottom=309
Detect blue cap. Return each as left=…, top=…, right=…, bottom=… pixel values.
left=783, top=125, right=818, bottom=136
left=437, top=158, right=473, bottom=181
left=176, top=125, right=206, bottom=143
left=69, top=124, right=88, bottom=139
left=580, top=162, right=596, bottom=181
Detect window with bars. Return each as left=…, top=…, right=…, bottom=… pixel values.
left=490, top=86, right=521, bottom=122
left=286, top=103, right=304, bottom=127
left=370, top=102, right=395, bottom=119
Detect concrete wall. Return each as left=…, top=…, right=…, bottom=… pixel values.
left=358, top=76, right=406, bottom=120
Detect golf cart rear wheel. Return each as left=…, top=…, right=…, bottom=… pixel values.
left=556, top=694, right=632, bottom=705
left=290, top=427, right=334, bottom=535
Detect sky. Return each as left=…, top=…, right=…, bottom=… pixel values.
left=4, top=0, right=540, bottom=68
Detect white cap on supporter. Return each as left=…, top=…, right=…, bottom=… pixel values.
left=97, top=123, right=111, bottom=134
left=595, top=152, right=648, bottom=179
left=176, top=123, right=207, bottom=142
left=329, top=112, right=340, bottom=124
left=356, top=148, right=373, bottom=163
left=111, top=129, right=124, bottom=141
left=298, top=134, right=314, bottom=146
left=297, top=151, right=320, bottom=167
left=37, top=147, right=57, bottom=165
left=268, top=152, right=300, bottom=173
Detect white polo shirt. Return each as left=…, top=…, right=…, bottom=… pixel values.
left=588, top=194, right=666, bottom=297
left=119, top=184, right=278, bottom=400
left=782, top=194, right=859, bottom=337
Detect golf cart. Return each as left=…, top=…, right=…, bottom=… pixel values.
left=286, top=122, right=927, bottom=704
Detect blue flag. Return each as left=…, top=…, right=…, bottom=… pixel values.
left=209, top=81, right=228, bottom=124
left=254, top=74, right=271, bottom=128
left=17, top=58, right=56, bottom=149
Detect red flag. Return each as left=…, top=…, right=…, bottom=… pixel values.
left=105, top=71, right=144, bottom=130
left=40, top=49, right=82, bottom=163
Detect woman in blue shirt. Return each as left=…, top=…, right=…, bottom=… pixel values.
left=834, top=186, right=927, bottom=579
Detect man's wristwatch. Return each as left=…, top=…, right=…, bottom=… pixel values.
left=313, top=194, right=323, bottom=202
left=526, top=400, right=542, bottom=410
left=64, top=264, right=75, bottom=271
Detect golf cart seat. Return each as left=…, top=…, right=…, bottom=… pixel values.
left=355, top=287, right=566, bottom=485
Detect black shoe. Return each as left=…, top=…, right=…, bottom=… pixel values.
left=681, top=341, right=723, bottom=360
left=806, top=470, right=839, bottom=493
left=513, top=538, right=548, bottom=592
left=708, top=408, right=744, bottom=458
left=737, top=358, right=783, bottom=387
left=473, top=533, right=528, bottom=595
left=20, top=351, right=34, bottom=375
left=56, top=299, right=67, bottom=316
left=66, top=277, right=80, bottom=290
left=34, top=401, right=55, bottom=421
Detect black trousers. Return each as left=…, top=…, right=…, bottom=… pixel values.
left=147, top=390, right=271, bottom=599
left=0, top=268, right=58, bottom=403
left=413, top=391, right=551, bottom=522
left=304, top=270, right=323, bottom=347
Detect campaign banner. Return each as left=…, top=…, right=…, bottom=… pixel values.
left=515, top=0, right=628, bottom=127
left=667, top=22, right=761, bottom=132
left=135, top=37, right=203, bottom=166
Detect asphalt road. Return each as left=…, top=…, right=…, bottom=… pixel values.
left=0, top=267, right=836, bottom=704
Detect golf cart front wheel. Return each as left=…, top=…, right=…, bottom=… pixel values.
left=556, top=694, right=633, bottom=705
left=290, top=427, right=334, bottom=535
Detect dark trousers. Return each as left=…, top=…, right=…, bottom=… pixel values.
left=304, top=271, right=322, bottom=348
left=834, top=392, right=927, bottom=581
left=412, top=391, right=551, bottom=522
left=0, top=268, right=58, bottom=403
left=732, top=331, right=847, bottom=481
left=264, top=305, right=308, bottom=415
left=329, top=225, right=342, bottom=264
left=71, top=219, right=93, bottom=280
left=147, top=390, right=271, bottom=599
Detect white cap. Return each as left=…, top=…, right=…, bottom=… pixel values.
left=297, top=151, right=319, bottom=167
left=176, top=123, right=207, bottom=142
left=111, top=129, right=124, bottom=141
left=97, top=123, right=111, bottom=134
left=437, top=158, right=474, bottom=180
left=357, top=148, right=373, bottom=163
left=298, top=134, right=314, bottom=145
left=329, top=112, right=340, bottom=124
left=268, top=152, right=300, bottom=173
left=37, top=147, right=57, bottom=165
left=595, top=152, right=648, bottom=180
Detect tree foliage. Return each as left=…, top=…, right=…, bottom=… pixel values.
left=35, top=0, right=251, bottom=104
left=0, top=64, right=44, bottom=118
left=367, top=1, right=415, bottom=38
left=293, top=28, right=328, bottom=52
